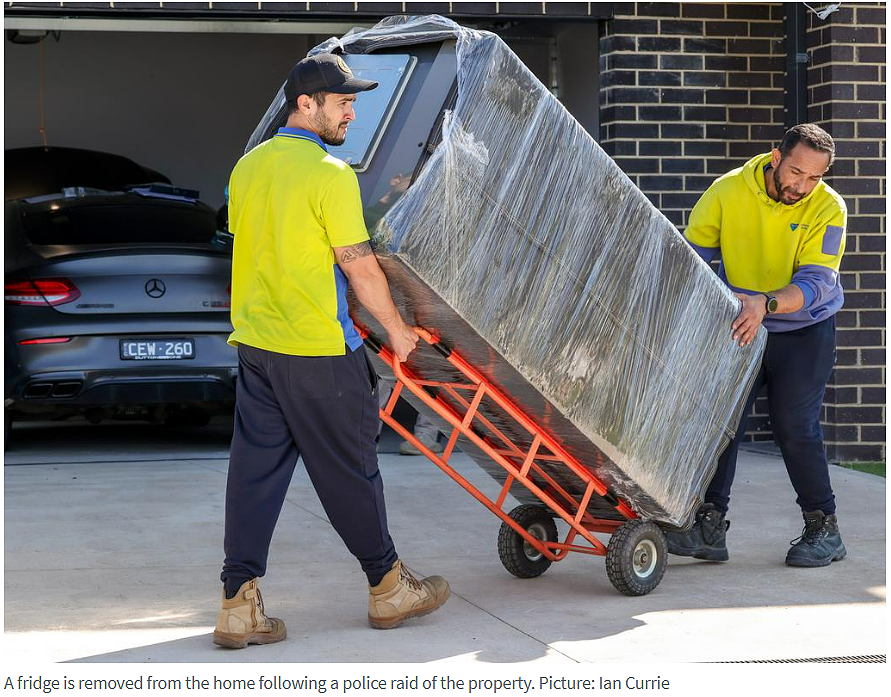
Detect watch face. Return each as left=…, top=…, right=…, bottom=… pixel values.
left=766, top=296, right=779, bottom=313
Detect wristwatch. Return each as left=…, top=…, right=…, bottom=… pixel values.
left=764, top=293, right=779, bottom=314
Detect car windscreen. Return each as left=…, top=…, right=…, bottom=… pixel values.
left=5, top=147, right=171, bottom=201
left=20, top=200, right=217, bottom=245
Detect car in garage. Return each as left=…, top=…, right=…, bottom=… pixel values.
left=4, top=146, right=236, bottom=443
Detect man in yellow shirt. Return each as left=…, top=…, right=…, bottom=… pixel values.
left=213, top=54, right=450, bottom=649
left=667, top=124, right=847, bottom=568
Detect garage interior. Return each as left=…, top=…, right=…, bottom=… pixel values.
left=5, top=16, right=597, bottom=210
left=6, top=27, right=322, bottom=209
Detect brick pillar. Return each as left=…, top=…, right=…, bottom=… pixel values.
left=807, top=2, right=886, bottom=461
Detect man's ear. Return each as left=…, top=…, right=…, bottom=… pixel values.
left=296, top=94, right=314, bottom=115
left=770, top=148, right=782, bottom=168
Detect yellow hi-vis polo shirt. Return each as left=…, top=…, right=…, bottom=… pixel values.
left=227, top=127, right=369, bottom=356
left=683, top=152, right=847, bottom=332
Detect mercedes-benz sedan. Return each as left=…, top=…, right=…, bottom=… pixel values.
left=4, top=147, right=236, bottom=443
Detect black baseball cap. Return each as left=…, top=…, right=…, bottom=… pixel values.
left=284, top=54, right=379, bottom=102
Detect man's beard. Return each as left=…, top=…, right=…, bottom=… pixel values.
left=773, top=166, right=803, bottom=205
left=311, top=112, right=347, bottom=146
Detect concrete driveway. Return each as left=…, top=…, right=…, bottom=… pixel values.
left=3, top=418, right=886, bottom=663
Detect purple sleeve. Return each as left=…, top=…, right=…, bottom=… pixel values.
left=792, top=265, right=839, bottom=310
left=685, top=240, right=720, bottom=264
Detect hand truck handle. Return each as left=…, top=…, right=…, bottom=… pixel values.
left=410, top=326, right=452, bottom=358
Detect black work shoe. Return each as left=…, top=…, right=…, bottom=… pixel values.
left=665, top=503, right=729, bottom=561
left=785, top=511, right=847, bottom=567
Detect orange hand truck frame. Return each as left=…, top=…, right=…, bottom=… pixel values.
left=359, top=324, right=669, bottom=596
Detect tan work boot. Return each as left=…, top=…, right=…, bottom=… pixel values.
left=368, top=560, right=450, bottom=629
left=212, top=578, right=286, bottom=649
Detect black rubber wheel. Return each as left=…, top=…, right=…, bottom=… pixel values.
left=606, top=519, right=668, bottom=596
left=497, top=505, right=558, bottom=579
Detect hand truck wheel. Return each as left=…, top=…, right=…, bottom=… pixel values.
left=497, top=504, right=558, bottom=579
left=605, top=519, right=667, bottom=596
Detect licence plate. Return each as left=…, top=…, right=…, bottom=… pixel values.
left=120, top=338, right=195, bottom=361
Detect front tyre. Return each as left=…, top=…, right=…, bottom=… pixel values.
left=606, top=519, right=667, bottom=596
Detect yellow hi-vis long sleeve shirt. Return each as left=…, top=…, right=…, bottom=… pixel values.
left=683, top=152, right=847, bottom=332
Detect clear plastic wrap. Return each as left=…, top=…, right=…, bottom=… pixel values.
left=247, top=15, right=767, bottom=528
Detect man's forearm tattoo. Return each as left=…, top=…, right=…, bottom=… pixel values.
left=339, top=241, right=374, bottom=264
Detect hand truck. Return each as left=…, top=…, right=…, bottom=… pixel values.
left=359, top=325, right=669, bottom=596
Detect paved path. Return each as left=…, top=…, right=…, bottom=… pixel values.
left=4, top=420, right=886, bottom=663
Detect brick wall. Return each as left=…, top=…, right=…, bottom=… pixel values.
left=807, top=2, right=886, bottom=461
left=599, top=2, right=786, bottom=228
left=601, top=2, right=886, bottom=461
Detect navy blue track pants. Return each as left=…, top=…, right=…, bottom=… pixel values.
left=705, top=315, right=837, bottom=516
left=221, top=343, right=398, bottom=589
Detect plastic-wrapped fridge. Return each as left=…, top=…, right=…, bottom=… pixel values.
left=246, top=15, right=767, bottom=529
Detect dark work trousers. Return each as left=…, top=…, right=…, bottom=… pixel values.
left=705, top=315, right=837, bottom=516
left=221, top=343, right=398, bottom=591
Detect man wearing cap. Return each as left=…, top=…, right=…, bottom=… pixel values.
left=213, top=54, right=450, bottom=649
